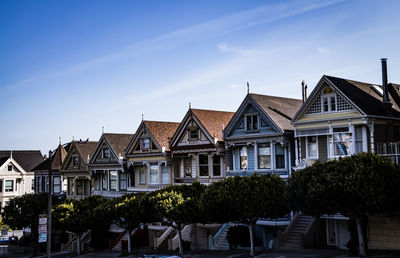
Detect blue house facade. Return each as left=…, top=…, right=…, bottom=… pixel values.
left=223, top=93, right=302, bottom=248
left=224, top=93, right=302, bottom=179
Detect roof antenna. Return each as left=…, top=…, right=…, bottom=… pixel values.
left=142, top=114, right=144, bottom=121
left=102, top=126, right=104, bottom=134
left=189, top=102, right=191, bottom=109
left=247, top=82, right=250, bottom=94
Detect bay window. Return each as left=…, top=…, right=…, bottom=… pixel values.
left=333, top=128, right=351, bottom=156
left=258, top=143, right=271, bottom=169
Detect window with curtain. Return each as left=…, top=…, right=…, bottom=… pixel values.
left=275, top=143, right=285, bottom=169
left=258, top=143, right=271, bottom=169
left=150, top=163, right=159, bottom=184
left=161, top=164, right=169, bottom=184
left=240, top=147, right=248, bottom=169
left=109, top=171, right=117, bottom=190
left=102, top=172, right=108, bottom=190
left=5, top=180, right=13, bottom=192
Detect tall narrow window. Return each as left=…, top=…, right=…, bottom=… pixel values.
left=199, top=154, right=209, bottom=176
left=212, top=155, right=221, bottom=176
left=102, top=172, right=108, bottom=190
left=307, top=136, right=318, bottom=158
left=0, top=180, right=3, bottom=192
left=258, top=143, right=271, bottom=169
left=119, top=172, right=127, bottom=190
left=76, top=179, right=84, bottom=195
left=7, top=165, right=12, bottom=171
left=109, top=171, right=117, bottom=190
left=240, top=147, right=248, bottom=169
left=275, top=143, right=285, bottom=169
left=355, top=126, right=363, bottom=154
left=73, top=156, right=79, bottom=166
left=31, top=179, right=35, bottom=191
left=150, top=163, right=159, bottom=184
left=103, top=148, right=110, bottom=159
left=142, top=139, right=150, bottom=151
left=53, top=176, right=61, bottom=194
left=189, top=129, right=199, bottom=140
left=330, top=96, right=336, bottom=111
left=161, top=165, right=169, bottom=184
left=184, top=157, right=192, bottom=177
left=138, top=166, right=146, bottom=184
left=322, top=97, right=329, bottom=112
left=67, top=178, right=73, bottom=195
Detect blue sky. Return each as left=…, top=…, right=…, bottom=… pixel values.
left=1, top=0, right=400, bottom=154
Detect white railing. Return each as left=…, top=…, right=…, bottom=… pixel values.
left=171, top=224, right=192, bottom=250
left=154, top=226, right=174, bottom=250
left=208, top=222, right=233, bottom=250
left=376, top=142, right=400, bottom=164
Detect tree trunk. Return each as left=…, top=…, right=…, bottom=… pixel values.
left=127, top=229, right=132, bottom=253
left=177, top=224, right=183, bottom=255
left=248, top=221, right=255, bottom=256
left=32, top=220, right=39, bottom=256
left=356, top=218, right=366, bottom=257
left=76, top=233, right=81, bottom=255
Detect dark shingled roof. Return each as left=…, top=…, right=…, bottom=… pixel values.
left=74, top=141, right=98, bottom=165
left=144, top=121, right=180, bottom=151
left=191, top=109, right=235, bottom=140
left=103, top=133, right=134, bottom=157
left=0, top=150, right=43, bottom=171
left=32, top=143, right=68, bottom=171
left=250, top=93, right=302, bottom=131
left=325, top=76, right=400, bottom=117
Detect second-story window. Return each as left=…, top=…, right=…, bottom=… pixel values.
left=307, top=136, right=318, bottom=158
left=53, top=176, right=61, bottom=194
left=109, top=171, right=117, bottom=190
left=103, top=148, right=110, bottom=159
left=212, top=155, right=221, bottom=176
left=138, top=166, right=146, bottom=185
left=321, top=87, right=337, bottom=113
left=240, top=147, right=248, bottom=169
left=102, top=173, right=108, bottom=190
left=119, top=172, right=127, bottom=190
left=275, top=143, right=285, bottom=169
left=258, top=143, right=271, bottom=169
left=246, top=115, right=258, bottom=131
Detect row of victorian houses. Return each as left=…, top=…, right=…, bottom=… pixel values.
left=3, top=59, right=399, bottom=251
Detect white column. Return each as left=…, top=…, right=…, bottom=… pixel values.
left=180, top=158, right=184, bottom=178
left=369, top=122, right=375, bottom=153
left=232, top=149, right=235, bottom=171
left=254, top=142, right=258, bottom=171
left=362, top=125, right=368, bottom=152
left=116, top=170, right=119, bottom=191
left=107, top=170, right=110, bottom=191
left=271, top=142, right=275, bottom=169
left=294, top=138, right=299, bottom=165
left=158, top=162, right=161, bottom=184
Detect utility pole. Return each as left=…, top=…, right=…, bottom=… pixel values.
left=47, top=150, right=53, bottom=257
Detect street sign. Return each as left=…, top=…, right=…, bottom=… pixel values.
left=38, top=233, right=47, bottom=243
left=38, top=214, right=47, bottom=243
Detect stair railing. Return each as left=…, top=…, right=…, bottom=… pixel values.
left=278, top=213, right=301, bottom=247
left=209, top=222, right=232, bottom=249
left=171, top=224, right=192, bottom=250
left=155, top=226, right=174, bottom=250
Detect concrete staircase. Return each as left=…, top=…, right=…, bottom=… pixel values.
left=111, top=231, right=129, bottom=251
left=157, top=228, right=177, bottom=250
left=209, top=223, right=233, bottom=250
left=280, top=215, right=313, bottom=249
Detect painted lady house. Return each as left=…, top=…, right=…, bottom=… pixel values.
left=89, top=133, right=134, bottom=198
left=221, top=92, right=302, bottom=249
left=32, top=141, right=69, bottom=196
left=290, top=59, right=400, bottom=250
left=60, top=139, right=97, bottom=200
left=169, top=108, right=234, bottom=185
left=0, top=150, right=43, bottom=208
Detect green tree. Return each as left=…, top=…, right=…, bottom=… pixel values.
left=202, top=174, right=289, bottom=256
left=1, top=193, right=51, bottom=255
left=289, top=152, right=400, bottom=257
left=52, top=195, right=111, bottom=255
left=151, top=182, right=205, bottom=254
left=113, top=193, right=157, bottom=253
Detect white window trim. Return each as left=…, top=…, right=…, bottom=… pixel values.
left=211, top=153, right=222, bottom=177
left=148, top=162, right=159, bottom=185
left=273, top=142, right=287, bottom=170
left=257, top=142, right=272, bottom=170
left=306, top=136, right=319, bottom=159
left=321, top=93, right=337, bottom=113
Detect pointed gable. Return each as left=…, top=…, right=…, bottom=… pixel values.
left=170, top=108, right=234, bottom=148
left=225, top=94, right=302, bottom=138
left=144, top=121, right=180, bottom=151
left=0, top=151, right=43, bottom=172
left=90, top=133, right=133, bottom=164
left=293, top=75, right=400, bottom=122
left=61, top=141, right=97, bottom=170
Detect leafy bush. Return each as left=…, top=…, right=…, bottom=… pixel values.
left=227, top=225, right=250, bottom=248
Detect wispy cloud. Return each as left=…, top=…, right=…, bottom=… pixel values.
left=317, top=47, right=331, bottom=56
left=1, top=0, right=344, bottom=96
